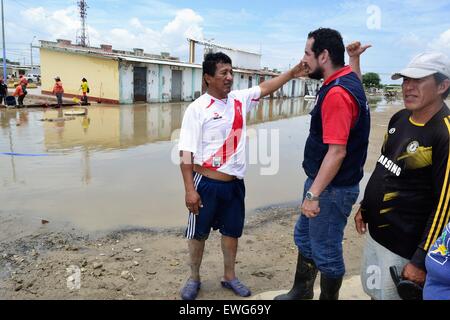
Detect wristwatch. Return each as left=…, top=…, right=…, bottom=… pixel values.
left=305, top=191, right=320, bottom=201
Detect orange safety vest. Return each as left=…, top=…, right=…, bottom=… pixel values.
left=53, top=81, right=64, bottom=94
left=13, top=84, right=24, bottom=97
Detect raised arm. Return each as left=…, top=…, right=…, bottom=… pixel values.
left=346, top=41, right=371, bottom=81
left=259, top=62, right=309, bottom=98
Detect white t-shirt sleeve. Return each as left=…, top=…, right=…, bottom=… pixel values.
left=178, top=105, right=202, bottom=155
left=233, top=86, right=261, bottom=113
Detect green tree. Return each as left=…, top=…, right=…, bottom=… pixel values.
left=362, top=72, right=381, bottom=88
left=0, top=58, right=12, bottom=64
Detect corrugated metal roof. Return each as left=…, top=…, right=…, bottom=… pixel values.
left=41, top=44, right=202, bottom=68
left=233, top=68, right=280, bottom=76
left=41, top=43, right=289, bottom=75
left=187, top=38, right=261, bottom=56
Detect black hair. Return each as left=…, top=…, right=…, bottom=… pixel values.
left=82, top=78, right=87, bottom=82
left=202, top=52, right=232, bottom=87
left=307, top=28, right=345, bottom=68
left=434, top=73, right=450, bottom=100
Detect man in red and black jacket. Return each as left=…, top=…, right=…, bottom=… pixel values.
left=276, top=28, right=371, bottom=300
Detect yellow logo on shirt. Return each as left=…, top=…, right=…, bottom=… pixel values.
left=431, top=244, right=448, bottom=257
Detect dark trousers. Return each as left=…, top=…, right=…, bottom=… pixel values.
left=18, top=95, right=25, bottom=106
left=56, top=93, right=63, bottom=106
left=82, top=93, right=88, bottom=104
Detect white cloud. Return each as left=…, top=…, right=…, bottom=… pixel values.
left=430, top=29, right=450, bottom=52
left=20, top=6, right=204, bottom=61
left=399, top=32, right=422, bottom=48
left=161, top=9, right=204, bottom=56
left=23, top=6, right=82, bottom=41
left=102, top=9, right=203, bottom=59
left=129, top=18, right=144, bottom=29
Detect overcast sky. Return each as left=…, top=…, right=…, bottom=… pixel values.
left=3, top=0, right=450, bottom=83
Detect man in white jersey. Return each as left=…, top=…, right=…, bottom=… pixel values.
left=178, top=52, right=307, bottom=300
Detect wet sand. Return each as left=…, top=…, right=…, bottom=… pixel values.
left=0, top=99, right=403, bottom=300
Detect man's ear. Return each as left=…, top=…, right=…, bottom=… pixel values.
left=319, top=50, right=329, bottom=65
left=438, top=78, right=450, bottom=95
left=204, top=74, right=210, bottom=87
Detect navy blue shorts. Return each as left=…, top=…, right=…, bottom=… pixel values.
left=185, top=173, right=246, bottom=240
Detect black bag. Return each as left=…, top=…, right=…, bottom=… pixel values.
left=5, top=96, right=16, bottom=106
left=87, top=87, right=90, bottom=93
left=389, top=266, right=423, bottom=300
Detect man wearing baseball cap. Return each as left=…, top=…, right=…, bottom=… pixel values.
left=354, top=52, right=450, bottom=300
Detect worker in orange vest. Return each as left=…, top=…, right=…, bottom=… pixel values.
left=52, top=76, right=64, bottom=108
left=13, top=83, right=26, bottom=106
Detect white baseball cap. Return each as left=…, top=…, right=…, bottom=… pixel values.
left=391, top=52, right=450, bottom=80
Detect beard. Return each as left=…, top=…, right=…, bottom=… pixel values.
left=308, top=66, right=324, bottom=80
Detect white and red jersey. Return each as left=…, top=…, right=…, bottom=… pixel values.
left=178, top=86, right=261, bottom=179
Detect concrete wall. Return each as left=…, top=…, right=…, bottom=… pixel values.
left=192, top=68, right=202, bottom=100
left=119, top=62, right=161, bottom=104
left=159, top=65, right=171, bottom=103
left=220, top=48, right=261, bottom=70
left=147, top=65, right=159, bottom=103
left=233, top=72, right=256, bottom=91
left=118, top=61, right=202, bottom=103
left=239, top=74, right=249, bottom=90
left=230, top=73, right=306, bottom=99
left=182, top=68, right=193, bottom=101
left=40, top=48, right=120, bottom=103
left=232, top=73, right=240, bottom=91
left=119, top=62, right=133, bottom=104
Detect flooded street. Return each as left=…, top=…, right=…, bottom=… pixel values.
left=0, top=97, right=402, bottom=234
left=0, top=96, right=422, bottom=300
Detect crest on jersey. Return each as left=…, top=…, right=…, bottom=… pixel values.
left=407, top=141, right=420, bottom=154
left=212, top=157, right=222, bottom=168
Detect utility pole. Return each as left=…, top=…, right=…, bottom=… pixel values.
left=30, top=36, right=36, bottom=72
left=30, top=43, right=33, bottom=71
left=1, top=0, right=7, bottom=80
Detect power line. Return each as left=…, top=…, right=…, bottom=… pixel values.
left=5, top=41, right=31, bottom=45
left=10, top=0, right=28, bottom=10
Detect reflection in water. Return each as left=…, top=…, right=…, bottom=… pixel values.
left=26, top=98, right=315, bottom=153
left=0, top=97, right=325, bottom=232
left=368, top=95, right=383, bottom=109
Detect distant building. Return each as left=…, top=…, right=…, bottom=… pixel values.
left=39, top=39, right=310, bottom=104
left=188, top=38, right=263, bottom=70
left=0, top=63, right=39, bottom=79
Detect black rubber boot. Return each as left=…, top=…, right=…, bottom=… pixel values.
left=319, top=274, right=343, bottom=300
left=274, top=251, right=318, bottom=300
